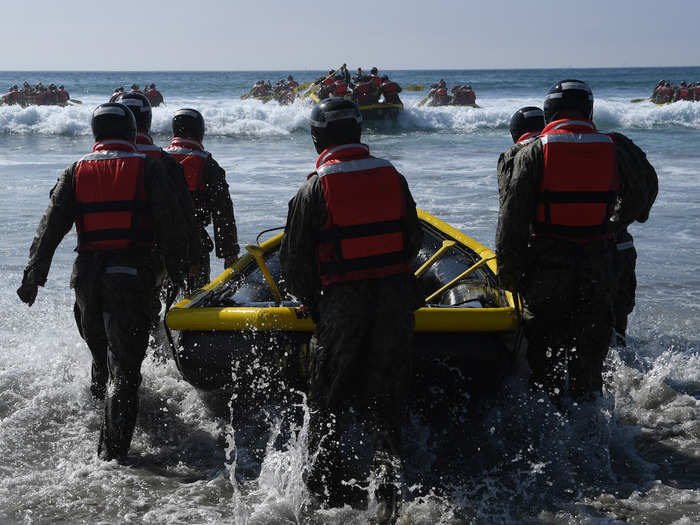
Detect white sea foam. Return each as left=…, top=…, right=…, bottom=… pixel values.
left=3, top=97, right=699, bottom=137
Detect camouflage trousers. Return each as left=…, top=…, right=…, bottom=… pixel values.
left=72, top=253, right=156, bottom=460
left=306, top=276, right=417, bottom=504
left=520, top=238, right=614, bottom=400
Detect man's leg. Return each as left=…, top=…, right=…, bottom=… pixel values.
left=73, top=284, right=109, bottom=400
left=98, top=270, right=154, bottom=461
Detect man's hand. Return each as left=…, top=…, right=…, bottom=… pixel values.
left=17, top=281, right=38, bottom=306
left=224, top=255, right=238, bottom=268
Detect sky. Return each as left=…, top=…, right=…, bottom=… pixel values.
left=2, top=0, right=698, bottom=70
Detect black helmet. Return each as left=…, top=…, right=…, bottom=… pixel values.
left=371, top=67, right=378, bottom=74
left=381, top=75, right=389, bottom=82
left=680, top=81, right=687, bottom=87
left=172, top=108, right=205, bottom=141
left=509, top=106, right=545, bottom=143
left=543, top=79, right=593, bottom=123
left=90, top=103, right=136, bottom=142
left=310, top=97, right=362, bottom=154
left=115, top=92, right=152, bottom=131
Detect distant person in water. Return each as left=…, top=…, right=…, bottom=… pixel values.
left=145, top=84, right=164, bottom=107
left=378, top=75, right=402, bottom=104
left=17, top=103, right=191, bottom=462
left=110, top=87, right=125, bottom=102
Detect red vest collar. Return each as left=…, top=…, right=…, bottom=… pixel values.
left=93, top=139, right=137, bottom=152
left=317, top=143, right=370, bottom=168
left=136, top=132, right=154, bottom=145
left=542, top=119, right=597, bottom=134
left=517, top=131, right=540, bottom=144
left=170, top=137, right=204, bottom=151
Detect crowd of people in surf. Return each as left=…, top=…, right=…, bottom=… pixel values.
left=1, top=82, right=71, bottom=106
left=424, top=79, right=477, bottom=106
left=242, top=75, right=300, bottom=104
left=651, top=80, right=700, bottom=103
left=243, top=66, right=405, bottom=107
left=311, top=65, right=403, bottom=106
left=109, top=84, right=164, bottom=107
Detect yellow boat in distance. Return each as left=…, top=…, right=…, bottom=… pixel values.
left=167, top=209, right=521, bottom=414
left=310, top=92, right=403, bottom=122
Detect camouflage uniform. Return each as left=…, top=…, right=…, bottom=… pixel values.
left=20, top=157, right=190, bottom=460
left=188, top=155, right=239, bottom=291
left=496, top=142, right=528, bottom=207
left=279, top=171, right=423, bottom=503
left=496, top=132, right=656, bottom=398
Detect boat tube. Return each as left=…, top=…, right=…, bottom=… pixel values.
left=166, top=209, right=521, bottom=414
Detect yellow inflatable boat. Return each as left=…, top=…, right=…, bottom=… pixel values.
left=166, top=209, right=521, bottom=412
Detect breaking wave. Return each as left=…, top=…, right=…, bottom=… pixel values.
left=1, top=96, right=699, bottom=137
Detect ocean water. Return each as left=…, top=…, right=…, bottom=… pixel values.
left=0, top=68, right=698, bottom=524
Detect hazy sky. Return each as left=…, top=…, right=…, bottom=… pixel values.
left=2, top=0, right=698, bottom=70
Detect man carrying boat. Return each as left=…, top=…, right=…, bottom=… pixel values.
left=17, top=103, right=191, bottom=462
left=496, top=80, right=657, bottom=402
left=279, top=98, right=423, bottom=515
left=144, top=84, right=164, bottom=107
left=496, top=106, right=545, bottom=206
left=165, top=108, right=240, bottom=291
left=115, top=92, right=201, bottom=291
left=378, top=75, right=402, bottom=105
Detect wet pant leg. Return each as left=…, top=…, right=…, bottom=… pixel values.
left=73, top=280, right=109, bottom=400
left=306, top=285, right=372, bottom=505
left=568, top=254, right=614, bottom=399
left=98, top=270, right=154, bottom=461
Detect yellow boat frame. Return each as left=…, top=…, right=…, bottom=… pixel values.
left=167, top=209, right=519, bottom=333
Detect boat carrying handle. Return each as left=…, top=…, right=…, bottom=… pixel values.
left=245, top=244, right=282, bottom=304
left=425, top=256, right=496, bottom=304
left=415, top=239, right=456, bottom=278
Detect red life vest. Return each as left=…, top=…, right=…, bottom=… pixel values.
left=323, top=77, right=335, bottom=87
left=679, top=87, right=690, bottom=100
left=356, top=82, right=371, bottom=96
left=57, top=89, right=69, bottom=103
left=381, top=81, right=399, bottom=97
left=534, top=119, right=618, bottom=242
left=333, top=81, right=348, bottom=97
left=437, top=88, right=448, bottom=99
left=135, top=132, right=163, bottom=159
left=516, top=131, right=540, bottom=145
left=75, top=139, right=152, bottom=251
left=370, top=75, right=382, bottom=90
left=164, top=137, right=208, bottom=213
left=314, top=143, right=410, bottom=286
left=695, top=87, right=700, bottom=100
left=288, top=80, right=299, bottom=89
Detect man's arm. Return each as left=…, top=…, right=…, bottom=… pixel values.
left=397, top=173, right=423, bottom=262
left=611, top=133, right=659, bottom=227
left=279, top=175, right=325, bottom=309
left=19, top=165, right=78, bottom=304
left=495, top=141, right=542, bottom=292
left=204, top=156, right=239, bottom=263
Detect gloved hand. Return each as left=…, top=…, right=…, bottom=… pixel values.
left=17, top=281, right=38, bottom=306
left=224, top=255, right=238, bottom=268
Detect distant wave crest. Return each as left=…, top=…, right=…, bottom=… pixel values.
left=1, top=97, right=699, bottom=136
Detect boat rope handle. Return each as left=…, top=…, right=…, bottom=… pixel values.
left=425, top=256, right=496, bottom=304
left=414, top=240, right=456, bottom=278
left=245, top=244, right=282, bottom=304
